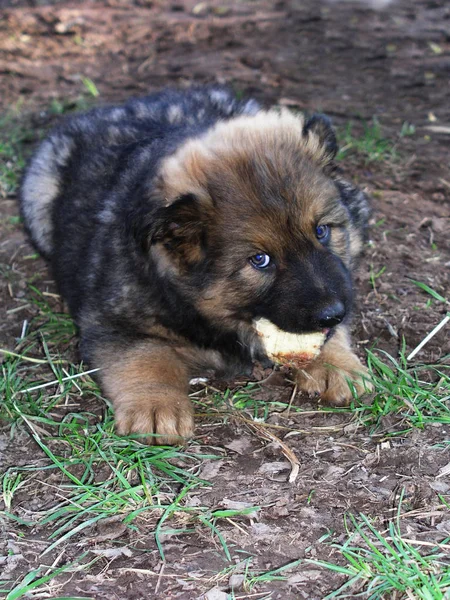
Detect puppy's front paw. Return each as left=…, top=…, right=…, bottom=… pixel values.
left=296, top=349, right=372, bottom=406
left=94, top=343, right=194, bottom=445
left=114, top=392, right=194, bottom=445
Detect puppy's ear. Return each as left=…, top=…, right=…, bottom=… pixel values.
left=139, top=194, right=210, bottom=267
left=303, top=114, right=338, bottom=161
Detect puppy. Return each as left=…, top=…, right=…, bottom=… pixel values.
left=20, top=86, right=371, bottom=444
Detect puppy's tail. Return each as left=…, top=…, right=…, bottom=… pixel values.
left=20, top=132, right=74, bottom=259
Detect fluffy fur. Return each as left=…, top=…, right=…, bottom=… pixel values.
left=20, top=86, right=371, bottom=444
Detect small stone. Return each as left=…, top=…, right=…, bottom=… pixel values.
left=192, top=2, right=209, bottom=16
left=229, top=574, right=245, bottom=589
left=204, top=588, right=228, bottom=600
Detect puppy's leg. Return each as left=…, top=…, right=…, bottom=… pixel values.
left=296, top=325, right=372, bottom=406
left=93, top=339, right=194, bottom=445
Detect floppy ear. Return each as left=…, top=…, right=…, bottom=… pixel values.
left=303, top=114, right=338, bottom=161
left=136, top=193, right=209, bottom=267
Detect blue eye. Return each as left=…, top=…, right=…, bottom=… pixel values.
left=316, top=224, right=330, bottom=243
left=250, top=253, right=271, bottom=269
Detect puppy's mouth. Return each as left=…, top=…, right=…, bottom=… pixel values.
left=323, top=327, right=332, bottom=341
left=252, top=318, right=332, bottom=338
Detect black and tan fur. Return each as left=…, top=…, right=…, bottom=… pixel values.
left=20, top=86, right=371, bottom=444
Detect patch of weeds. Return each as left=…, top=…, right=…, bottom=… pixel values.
left=0, top=111, right=36, bottom=198
left=353, top=281, right=450, bottom=433
left=337, top=118, right=397, bottom=163
left=400, top=121, right=416, bottom=137
left=1, top=554, right=96, bottom=600
left=0, top=353, right=226, bottom=546
left=0, top=286, right=77, bottom=374
left=1, top=306, right=260, bottom=596
left=214, top=346, right=450, bottom=439
left=49, top=77, right=100, bottom=115
left=1, top=362, right=256, bottom=593
left=369, top=263, right=386, bottom=293
left=0, top=84, right=99, bottom=198
left=308, top=509, right=450, bottom=599
left=242, top=558, right=302, bottom=592
left=192, top=381, right=276, bottom=422
left=209, top=556, right=302, bottom=599
left=406, top=280, right=449, bottom=361
left=49, top=95, right=93, bottom=116
left=229, top=384, right=273, bottom=420
left=26, top=285, right=77, bottom=347
left=356, top=349, right=450, bottom=434
left=191, top=340, right=449, bottom=440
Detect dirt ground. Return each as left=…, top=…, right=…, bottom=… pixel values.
left=1, top=0, right=450, bottom=598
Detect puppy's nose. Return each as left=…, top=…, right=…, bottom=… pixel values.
left=315, top=301, right=346, bottom=329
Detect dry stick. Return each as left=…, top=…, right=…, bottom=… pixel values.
left=225, top=517, right=249, bottom=535
left=236, top=415, right=300, bottom=483
left=235, top=594, right=273, bottom=599
left=116, top=568, right=187, bottom=579
left=406, top=313, right=450, bottom=361
left=154, top=562, right=165, bottom=594
left=19, top=368, right=101, bottom=394
left=229, top=411, right=352, bottom=434
left=2, top=347, right=100, bottom=395
left=386, top=537, right=450, bottom=551
left=424, top=125, right=450, bottom=134
left=436, top=462, right=450, bottom=479
left=284, top=383, right=298, bottom=415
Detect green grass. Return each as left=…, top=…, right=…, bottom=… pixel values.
left=48, top=77, right=100, bottom=116
left=0, top=362, right=261, bottom=596
left=0, top=353, right=251, bottom=556
left=337, top=118, right=399, bottom=163
left=1, top=554, right=97, bottom=600
left=0, top=78, right=100, bottom=199
left=0, top=295, right=262, bottom=597
left=357, top=349, right=450, bottom=435
left=0, top=111, right=34, bottom=199
left=308, top=509, right=450, bottom=599
left=193, top=346, right=450, bottom=439
left=242, top=558, right=302, bottom=591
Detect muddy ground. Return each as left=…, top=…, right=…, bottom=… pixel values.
left=1, top=0, right=450, bottom=598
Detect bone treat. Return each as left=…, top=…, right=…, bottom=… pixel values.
left=255, top=318, right=326, bottom=369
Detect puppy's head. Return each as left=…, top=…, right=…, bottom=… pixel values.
left=143, top=109, right=369, bottom=334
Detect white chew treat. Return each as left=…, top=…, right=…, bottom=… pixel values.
left=255, top=318, right=326, bottom=368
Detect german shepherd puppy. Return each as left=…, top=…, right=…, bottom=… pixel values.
left=20, top=87, right=371, bottom=444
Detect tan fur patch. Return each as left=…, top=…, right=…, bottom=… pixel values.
left=158, top=109, right=333, bottom=205
left=348, top=227, right=363, bottom=260
left=95, top=342, right=194, bottom=445
left=329, top=228, right=350, bottom=266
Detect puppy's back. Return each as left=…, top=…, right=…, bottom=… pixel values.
left=20, top=86, right=260, bottom=259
